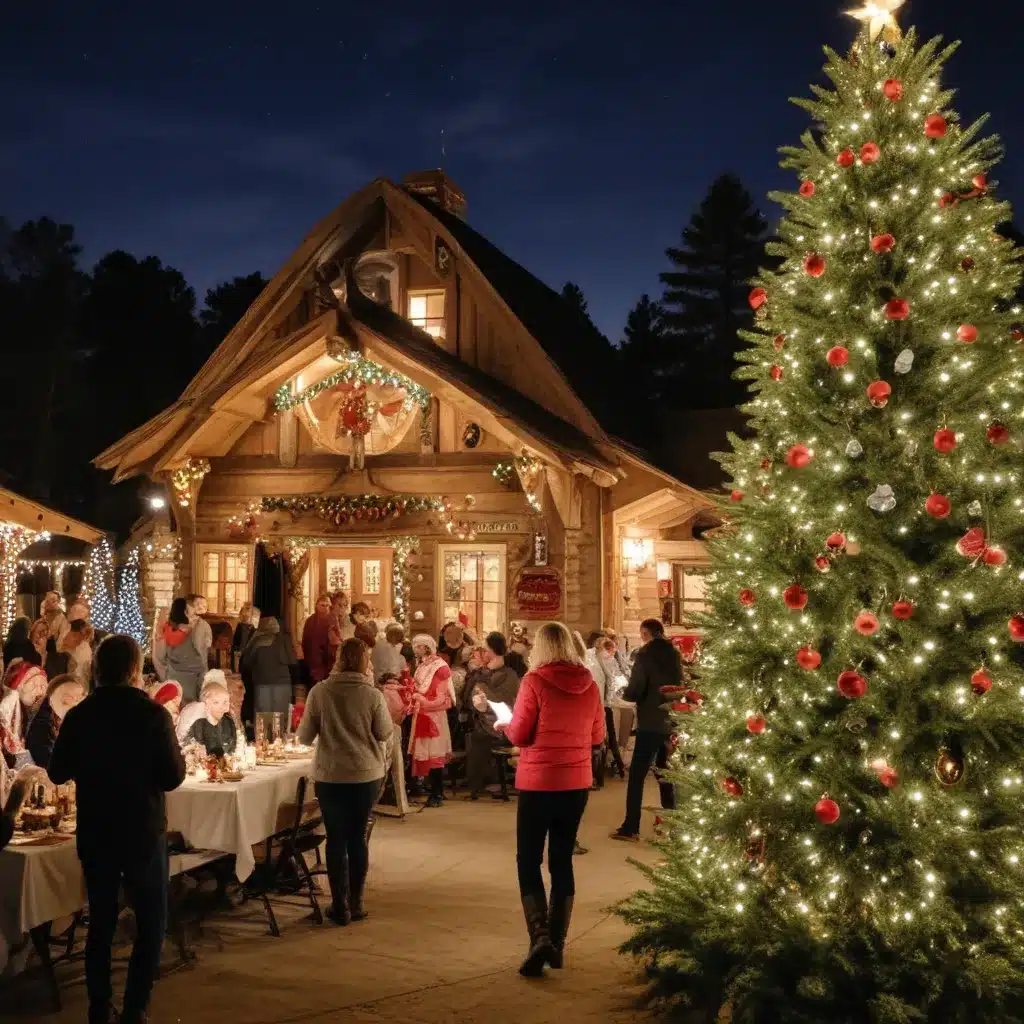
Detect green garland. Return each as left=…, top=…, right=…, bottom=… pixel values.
left=389, top=536, right=420, bottom=625
left=260, top=494, right=442, bottom=526
left=273, top=354, right=430, bottom=413
left=493, top=459, right=515, bottom=488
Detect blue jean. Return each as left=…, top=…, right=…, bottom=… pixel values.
left=621, top=730, right=676, bottom=835
left=80, top=839, right=168, bottom=1022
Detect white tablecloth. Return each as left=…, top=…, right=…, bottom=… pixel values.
left=0, top=838, right=85, bottom=945
left=165, top=759, right=313, bottom=882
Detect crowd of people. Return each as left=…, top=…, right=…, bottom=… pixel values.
left=0, top=583, right=688, bottom=1019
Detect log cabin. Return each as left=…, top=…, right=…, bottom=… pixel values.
left=94, top=170, right=718, bottom=650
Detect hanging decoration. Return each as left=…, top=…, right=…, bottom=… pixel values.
left=0, top=524, right=45, bottom=639
left=389, top=536, right=420, bottom=625
left=114, top=547, right=148, bottom=650
left=255, top=494, right=443, bottom=528
left=493, top=459, right=516, bottom=489
left=513, top=451, right=544, bottom=512
left=83, top=537, right=116, bottom=632
left=273, top=354, right=430, bottom=413
left=171, top=458, right=211, bottom=510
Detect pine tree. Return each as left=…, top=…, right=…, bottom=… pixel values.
left=560, top=280, right=592, bottom=324
left=619, top=294, right=668, bottom=380
left=659, top=173, right=769, bottom=408
left=619, top=15, right=1024, bottom=1023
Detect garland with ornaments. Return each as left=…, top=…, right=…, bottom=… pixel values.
left=171, top=458, right=210, bottom=510
left=272, top=355, right=430, bottom=414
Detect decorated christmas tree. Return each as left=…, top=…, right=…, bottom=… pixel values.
left=618, top=6, right=1024, bottom=1021
left=114, top=547, right=148, bottom=649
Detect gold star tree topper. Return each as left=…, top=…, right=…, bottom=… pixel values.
left=846, top=0, right=904, bottom=43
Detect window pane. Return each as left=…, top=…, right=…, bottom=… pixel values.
left=443, top=603, right=460, bottom=624
left=203, top=583, right=220, bottom=613
left=482, top=604, right=501, bottom=634
left=483, top=554, right=501, bottom=580
left=482, top=581, right=500, bottom=603
left=461, top=553, right=478, bottom=581
left=426, top=293, right=444, bottom=318
left=408, top=295, right=427, bottom=320
left=326, top=559, right=351, bottom=593
left=683, top=574, right=707, bottom=601
left=224, top=583, right=242, bottom=616
left=363, top=560, right=381, bottom=595
left=204, top=552, right=220, bottom=582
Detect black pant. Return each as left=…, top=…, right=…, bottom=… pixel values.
left=604, top=706, right=625, bottom=776
left=465, top=730, right=502, bottom=792
left=314, top=779, right=379, bottom=912
left=80, top=839, right=168, bottom=1022
left=516, top=789, right=589, bottom=904
left=427, top=766, right=445, bottom=799
left=621, top=730, right=676, bottom=835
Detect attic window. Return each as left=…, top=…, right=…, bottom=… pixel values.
left=408, top=290, right=445, bottom=339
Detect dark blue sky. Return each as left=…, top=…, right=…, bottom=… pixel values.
left=3, top=1, right=1021, bottom=341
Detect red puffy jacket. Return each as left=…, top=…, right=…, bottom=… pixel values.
left=505, top=661, right=604, bottom=791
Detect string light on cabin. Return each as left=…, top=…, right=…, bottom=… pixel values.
left=0, top=524, right=45, bottom=637
left=272, top=355, right=431, bottom=413
left=171, top=458, right=211, bottom=509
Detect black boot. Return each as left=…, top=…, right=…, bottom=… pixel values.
left=547, top=894, right=574, bottom=969
left=519, top=892, right=554, bottom=977
left=326, top=853, right=350, bottom=926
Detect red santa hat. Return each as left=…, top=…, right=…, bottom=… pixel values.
left=5, top=662, right=45, bottom=691
left=149, top=680, right=183, bottom=706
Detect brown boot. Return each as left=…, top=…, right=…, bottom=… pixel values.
left=519, top=892, right=554, bottom=977
left=547, top=893, right=574, bottom=969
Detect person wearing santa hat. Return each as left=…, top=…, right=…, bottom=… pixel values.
left=0, top=664, right=48, bottom=768
left=409, top=635, right=454, bottom=808
left=148, top=681, right=183, bottom=729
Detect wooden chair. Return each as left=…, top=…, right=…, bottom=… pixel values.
left=242, top=776, right=326, bottom=936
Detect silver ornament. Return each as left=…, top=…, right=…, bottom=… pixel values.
left=967, top=500, right=983, bottom=517
left=859, top=829, right=873, bottom=845
left=894, top=349, right=914, bottom=374
left=846, top=717, right=867, bottom=734
left=846, top=439, right=864, bottom=459
left=867, top=484, right=896, bottom=512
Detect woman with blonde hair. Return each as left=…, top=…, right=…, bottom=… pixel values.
left=500, top=621, right=604, bottom=977
left=232, top=602, right=257, bottom=672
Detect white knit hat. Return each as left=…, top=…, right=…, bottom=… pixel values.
left=203, top=668, right=227, bottom=687
left=411, top=634, right=437, bottom=655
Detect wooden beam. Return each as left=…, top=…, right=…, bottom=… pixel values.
left=0, top=488, right=104, bottom=543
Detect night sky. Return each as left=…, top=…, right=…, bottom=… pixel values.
left=3, top=1, right=1022, bottom=341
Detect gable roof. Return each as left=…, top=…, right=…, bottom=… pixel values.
left=406, top=193, right=620, bottom=428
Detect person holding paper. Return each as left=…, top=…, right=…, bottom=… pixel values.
left=464, top=681, right=507, bottom=799
left=500, top=621, right=604, bottom=978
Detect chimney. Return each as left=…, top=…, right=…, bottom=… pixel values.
left=401, top=169, right=467, bottom=220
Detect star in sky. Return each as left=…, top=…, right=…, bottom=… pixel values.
left=846, top=0, right=905, bottom=42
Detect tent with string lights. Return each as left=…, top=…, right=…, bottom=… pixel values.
left=0, top=487, right=105, bottom=639
left=94, top=169, right=719, bottom=649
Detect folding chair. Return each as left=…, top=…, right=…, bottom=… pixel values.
left=243, top=776, right=326, bottom=936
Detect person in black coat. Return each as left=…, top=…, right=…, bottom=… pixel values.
left=25, top=674, right=86, bottom=769
left=2, top=616, right=41, bottom=670
left=610, top=618, right=682, bottom=842
left=49, top=635, right=185, bottom=1024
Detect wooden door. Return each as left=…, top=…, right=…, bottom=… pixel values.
left=317, top=546, right=393, bottom=620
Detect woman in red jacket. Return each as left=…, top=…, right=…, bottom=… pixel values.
left=501, top=621, right=604, bottom=978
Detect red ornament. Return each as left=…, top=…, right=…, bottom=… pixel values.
left=786, top=444, right=813, bottom=469
left=891, top=600, right=914, bottom=620
left=722, top=776, right=744, bottom=797
left=730, top=489, right=744, bottom=503
left=854, top=610, right=880, bottom=636
left=354, top=508, right=364, bottom=520
left=760, top=457, right=772, bottom=470
left=746, top=715, right=767, bottom=735
left=860, top=141, right=881, bottom=165
left=804, top=253, right=826, bottom=277
left=972, top=172, right=988, bottom=190
left=983, top=546, right=1007, bottom=567
left=799, top=180, right=815, bottom=197
left=925, top=493, right=951, bottom=519
left=783, top=584, right=808, bottom=610
left=960, top=257, right=976, bottom=273
left=814, top=555, right=831, bottom=573
left=987, top=422, right=1010, bottom=446
left=826, top=345, right=849, bottom=367
left=739, top=588, right=756, bottom=607
left=773, top=333, right=786, bottom=351
left=826, top=531, right=846, bottom=550
left=837, top=670, right=867, bottom=699
left=879, top=767, right=900, bottom=789
left=885, top=298, right=910, bottom=320
left=1013, top=328, right=1024, bottom=342
left=815, top=798, right=841, bottom=825
left=337, top=512, right=348, bottom=525
left=796, top=647, right=822, bottom=671
left=956, top=528, right=987, bottom=559
left=748, top=287, right=767, bottom=310
left=924, top=113, right=947, bottom=138
left=956, top=324, right=978, bottom=343
left=882, top=78, right=903, bottom=101
left=770, top=364, right=784, bottom=381
left=836, top=148, right=855, bottom=168
left=866, top=380, right=892, bottom=408
left=939, top=192, right=956, bottom=209
left=871, top=233, right=895, bottom=254
left=933, top=428, right=957, bottom=454
left=971, top=668, right=992, bottom=695
left=1010, top=615, right=1024, bottom=642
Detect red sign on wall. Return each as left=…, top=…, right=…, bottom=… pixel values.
left=513, top=568, right=562, bottom=619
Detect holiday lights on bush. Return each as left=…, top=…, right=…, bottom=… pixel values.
left=83, top=537, right=116, bottom=632
left=114, top=547, right=148, bottom=649
left=618, top=11, right=1024, bottom=1022
left=272, top=355, right=430, bottom=413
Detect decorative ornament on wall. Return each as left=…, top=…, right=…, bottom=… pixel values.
left=434, top=236, right=453, bottom=277
left=462, top=422, right=482, bottom=449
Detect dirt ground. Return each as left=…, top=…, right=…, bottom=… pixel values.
left=4, top=776, right=665, bottom=1023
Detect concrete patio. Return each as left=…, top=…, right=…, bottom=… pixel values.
left=5, top=778, right=664, bottom=1023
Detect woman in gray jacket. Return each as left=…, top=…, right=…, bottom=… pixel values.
left=298, top=637, right=393, bottom=925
